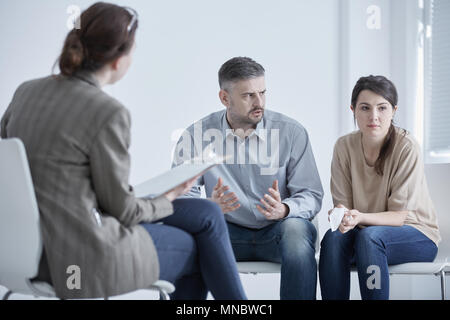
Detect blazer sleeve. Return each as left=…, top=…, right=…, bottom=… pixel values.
left=1, top=82, right=26, bottom=139
left=0, top=107, right=10, bottom=139
left=1, top=99, right=14, bottom=139
left=90, top=107, right=173, bottom=227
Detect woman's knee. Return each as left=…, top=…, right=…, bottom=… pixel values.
left=199, top=198, right=222, bottom=214
left=174, top=198, right=222, bottom=219
left=189, top=198, right=226, bottom=230
left=143, top=223, right=197, bottom=254
left=355, top=227, right=386, bottom=250
left=321, top=228, right=333, bottom=245
left=320, top=228, right=354, bottom=259
left=321, top=228, right=344, bottom=249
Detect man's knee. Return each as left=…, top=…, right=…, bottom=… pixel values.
left=279, top=218, right=316, bottom=255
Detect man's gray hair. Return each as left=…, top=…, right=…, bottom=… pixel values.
left=218, top=57, right=265, bottom=91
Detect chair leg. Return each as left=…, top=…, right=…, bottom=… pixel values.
left=2, top=290, right=13, bottom=300
left=440, top=270, right=446, bottom=300
left=159, top=289, right=170, bottom=300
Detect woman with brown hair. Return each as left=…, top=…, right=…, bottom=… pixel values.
left=318, top=75, right=440, bottom=300
left=1, top=2, right=246, bottom=300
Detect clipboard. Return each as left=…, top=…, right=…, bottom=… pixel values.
left=133, top=162, right=217, bottom=198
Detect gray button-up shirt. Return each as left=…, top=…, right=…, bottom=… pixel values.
left=172, top=109, right=323, bottom=229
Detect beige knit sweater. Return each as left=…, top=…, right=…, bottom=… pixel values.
left=331, top=127, right=441, bottom=245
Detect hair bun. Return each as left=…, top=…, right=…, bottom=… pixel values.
left=56, top=3, right=138, bottom=77
left=59, top=29, right=84, bottom=76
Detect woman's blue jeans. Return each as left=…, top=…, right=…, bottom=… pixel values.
left=141, top=198, right=247, bottom=300
left=319, top=225, right=437, bottom=300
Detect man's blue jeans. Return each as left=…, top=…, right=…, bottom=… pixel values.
left=319, top=225, right=438, bottom=300
left=141, top=198, right=247, bottom=300
left=226, top=218, right=317, bottom=300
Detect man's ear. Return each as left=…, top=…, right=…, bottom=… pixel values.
left=219, top=89, right=230, bottom=108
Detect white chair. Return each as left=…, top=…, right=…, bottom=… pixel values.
left=237, top=164, right=450, bottom=300
left=236, top=217, right=320, bottom=275
left=381, top=164, right=450, bottom=300
left=0, top=138, right=175, bottom=300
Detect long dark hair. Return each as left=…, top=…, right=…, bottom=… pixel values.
left=351, top=75, right=406, bottom=176
left=56, top=2, right=138, bottom=76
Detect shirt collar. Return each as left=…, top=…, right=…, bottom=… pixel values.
left=72, top=70, right=101, bottom=88
left=221, top=111, right=266, bottom=141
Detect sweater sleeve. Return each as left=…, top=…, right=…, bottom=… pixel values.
left=387, top=142, right=421, bottom=213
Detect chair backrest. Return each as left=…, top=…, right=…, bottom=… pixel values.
left=424, top=163, right=450, bottom=261
left=0, top=138, right=43, bottom=294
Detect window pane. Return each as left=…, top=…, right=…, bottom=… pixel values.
left=425, top=0, right=450, bottom=162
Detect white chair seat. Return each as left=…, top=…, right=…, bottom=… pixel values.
left=239, top=261, right=450, bottom=275
left=238, top=253, right=322, bottom=274
left=237, top=262, right=281, bottom=274
left=24, top=279, right=176, bottom=300
left=27, top=280, right=57, bottom=298
left=387, top=261, right=449, bottom=275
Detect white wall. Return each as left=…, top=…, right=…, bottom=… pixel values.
left=0, top=0, right=338, bottom=236
left=0, top=0, right=339, bottom=300
left=0, top=0, right=448, bottom=300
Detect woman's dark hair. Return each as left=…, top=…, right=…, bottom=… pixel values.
left=57, top=2, right=138, bottom=76
left=351, top=75, right=406, bottom=176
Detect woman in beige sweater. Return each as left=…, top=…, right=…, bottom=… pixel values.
left=319, top=75, right=440, bottom=300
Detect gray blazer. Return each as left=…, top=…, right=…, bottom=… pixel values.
left=1, top=71, right=173, bottom=299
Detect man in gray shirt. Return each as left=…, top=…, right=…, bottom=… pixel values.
left=172, top=57, right=323, bottom=299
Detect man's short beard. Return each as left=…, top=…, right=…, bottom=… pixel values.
left=230, top=111, right=263, bottom=128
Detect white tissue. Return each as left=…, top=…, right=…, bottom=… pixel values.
left=329, top=207, right=346, bottom=232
